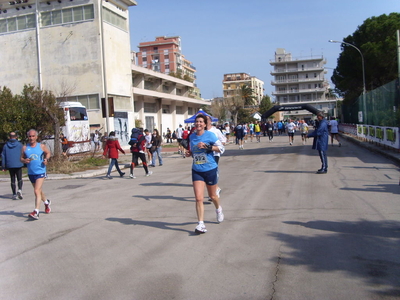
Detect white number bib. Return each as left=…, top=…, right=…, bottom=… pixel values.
left=194, top=153, right=207, bottom=165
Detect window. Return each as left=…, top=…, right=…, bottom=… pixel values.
left=188, top=107, right=193, bottom=115
left=63, top=8, right=73, bottom=23
left=142, top=57, right=147, bottom=62
left=40, top=5, right=94, bottom=27
left=144, top=102, right=156, bottom=113
left=53, top=10, right=62, bottom=24
left=162, top=105, right=170, bottom=113
left=73, top=7, right=84, bottom=22
left=0, top=14, right=36, bottom=33
left=314, top=73, right=317, bottom=78
left=58, top=94, right=100, bottom=109
left=103, top=7, right=127, bottom=31
left=69, top=107, right=87, bottom=121
left=176, top=106, right=183, bottom=114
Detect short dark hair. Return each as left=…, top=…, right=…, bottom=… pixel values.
left=195, top=114, right=208, bottom=126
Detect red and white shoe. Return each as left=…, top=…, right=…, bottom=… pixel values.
left=44, top=200, right=51, bottom=214
left=29, top=210, right=39, bottom=220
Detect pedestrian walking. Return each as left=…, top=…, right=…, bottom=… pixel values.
left=129, top=128, right=152, bottom=178
left=329, top=117, right=341, bottom=147
left=21, top=129, right=51, bottom=220
left=102, top=131, right=125, bottom=179
left=1, top=132, right=24, bottom=200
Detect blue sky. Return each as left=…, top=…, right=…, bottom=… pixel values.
left=128, top=0, right=400, bottom=100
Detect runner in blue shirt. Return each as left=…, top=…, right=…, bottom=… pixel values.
left=185, top=114, right=224, bottom=234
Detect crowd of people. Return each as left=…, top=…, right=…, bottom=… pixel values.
left=1, top=112, right=339, bottom=232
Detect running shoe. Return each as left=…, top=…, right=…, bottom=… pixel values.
left=145, top=171, right=153, bottom=177
left=216, top=187, right=221, bottom=198
left=12, top=194, right=18, bottom=200
left=17, top=190, right=23, bottom=199
left=339, top=143, right=342, bottom=147
left=129, top=173, right=136, bottom=179
left=208, top=197, right=213, bottom=202
left=195, top=223, right=207, bottom=234
left=216, top=206, right=224, bottom=223
left=45, top=200, right=51, bottom=214
left=29, top=210, right=39, bottom=220
left=106, top=175, right=112, bottom=179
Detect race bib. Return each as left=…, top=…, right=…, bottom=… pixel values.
left=194, top=153, right=207, bottom=165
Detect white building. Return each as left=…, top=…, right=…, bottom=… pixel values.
left=0, top=0, right=208, bottom=145
left=270, top=48, right=337, bottom=119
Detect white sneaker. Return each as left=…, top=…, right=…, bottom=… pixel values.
left=195, top=223, right=207, bottom=234
left=12, top=194, right=18, bottom=200
left=216, top=187, right=221, bottom=198
left=145, top=171, right=153, bottom=177
left=216, top=206, right=224, bottom=223
left=17, top=190, right=23, bottom=199
left=129, top=173, right=136, bottom=179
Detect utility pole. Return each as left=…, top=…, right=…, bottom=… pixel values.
left=397, top=30, right=400, bottom=79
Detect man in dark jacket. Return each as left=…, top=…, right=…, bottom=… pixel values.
left=1, top=132, right=24, bottom=199
left=308, top=113, right=329, bottom=174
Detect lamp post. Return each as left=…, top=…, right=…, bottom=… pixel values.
left=329, top=39, right=367, bottom=122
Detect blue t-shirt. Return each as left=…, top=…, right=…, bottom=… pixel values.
left=190, top=131, right=218, bottom=172
left=25, top=143, right=46, bottom=175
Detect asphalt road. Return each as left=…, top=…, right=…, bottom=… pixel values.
left=1, top=133, right=399, bottom=300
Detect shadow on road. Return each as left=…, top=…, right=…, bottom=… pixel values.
left=270, top=220, right=400, bottom=297
left=140, top=182, right=192, bottom=188
left=340, top=184, right=400, bottom=195
left=106, top=217, right=201, bottom=236
left=132, top=194, right=196, bottom=202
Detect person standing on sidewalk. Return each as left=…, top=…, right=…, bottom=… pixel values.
left=20, top=129, right=51, bottom=220
left=150, top=129, right=163, bottom=167
left=308, top=112, right=329, bottom=174
left=102, top=131, right=125, bottom=179
left=186, top=114, right=224, bottom=234
left=2, top=132, right=24, bottom=200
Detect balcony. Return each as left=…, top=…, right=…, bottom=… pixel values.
left=271, top=66, right=325, bottom=75
left=272, top=87, right=326, bottom=95
left=271, top=77, right=325, bottom=85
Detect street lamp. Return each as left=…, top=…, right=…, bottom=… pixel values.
left=329, top=39, right=367, bottom=122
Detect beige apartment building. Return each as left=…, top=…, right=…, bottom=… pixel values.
left=270, top=48, right=337, bottom=118
left=0, top=0, right=208, bottom=145
left=222, top=72, right=264, bottom=105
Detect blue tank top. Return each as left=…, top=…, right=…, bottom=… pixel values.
left=25, top=143, right=46, bottom=175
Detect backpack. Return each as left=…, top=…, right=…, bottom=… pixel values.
left=129, top=128, right=144, bottom=150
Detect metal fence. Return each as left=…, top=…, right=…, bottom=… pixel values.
left=341, top=78, right=400, bottom=126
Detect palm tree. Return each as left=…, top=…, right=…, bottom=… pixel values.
left=240, top=84, right=256, bottom=107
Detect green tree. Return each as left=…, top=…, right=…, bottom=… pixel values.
left=0, top=85, right=65, bottom=156
left=240, top=84, right=256, bottom=107
left=258, top=94, right=273, bottom=115
left=331, top=13, right=400, bottom=102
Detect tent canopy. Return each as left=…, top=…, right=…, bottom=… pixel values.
left=184, top=109, right=218, bottom=123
